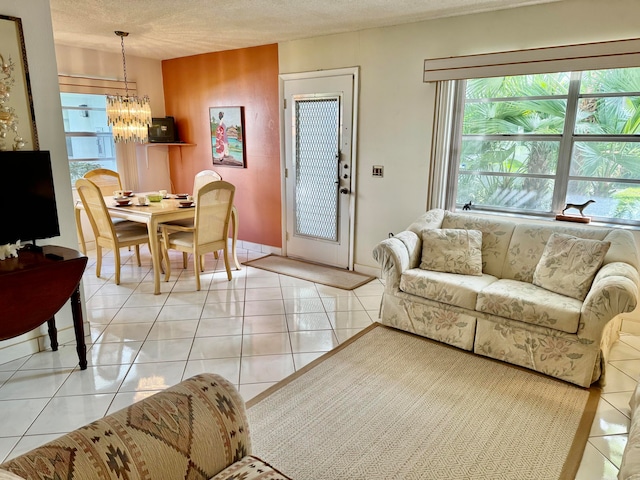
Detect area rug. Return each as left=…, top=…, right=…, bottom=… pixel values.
left=243, top=254, right=375, bottom=290
left=246, top=324, right=599, bottom=480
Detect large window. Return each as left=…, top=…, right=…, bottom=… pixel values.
left=450, top=67, right=640, bottom=225
left=61, top=92, right=116, bottom=185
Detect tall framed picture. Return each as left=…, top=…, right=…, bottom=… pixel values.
left=0, top=15, right=38, bottom=151
left=210, top=106, right=246, bottom=167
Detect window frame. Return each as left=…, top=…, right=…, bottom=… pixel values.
left=446, top=69, right=640, bottom=227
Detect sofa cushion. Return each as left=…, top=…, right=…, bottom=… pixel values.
left=502, top=224, right=609, bottom=283
left=441, top=211, right=516, bottom=278
left=420, top=229, right=482, bottom=275
left=533, top=233, right=610, bottom=300
left=401, top=268, right=498, bottom=310
left=210, top=455, right=292, bottom=480
left=476, top=279, right=583, bottom=334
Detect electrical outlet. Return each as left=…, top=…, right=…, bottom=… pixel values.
left=372, top=165, right=384, bottom=177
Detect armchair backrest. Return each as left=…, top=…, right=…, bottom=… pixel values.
left=84, top=168, right=122, bottom=196
left=194, top=180, right=235, bottom=248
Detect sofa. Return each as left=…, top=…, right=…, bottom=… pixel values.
left=619, top=380, right=640, bottom=480
left=373, top=208, right=640, bottom=387
left=0, top=373, right=291, bottom=480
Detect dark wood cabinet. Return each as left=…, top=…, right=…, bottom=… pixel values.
left=0, top=245, right=88, bottom=369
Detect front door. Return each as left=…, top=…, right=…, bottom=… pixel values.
left=283, top=73, right=355, bottom=268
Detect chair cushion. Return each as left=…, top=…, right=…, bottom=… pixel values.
left=168, top=231, right=195, bottom=248
left=476, top=279, right=583, bottom=333
left=209, top=455, right=292, bottom=480
left=533, top=233, right=610, bottom=300
left=420, top=229, right=483, bottom=276
left=401, top=268, right=497, bottom=310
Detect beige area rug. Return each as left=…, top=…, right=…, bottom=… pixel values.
left=243, top=254, right=375, bottom=290
left=247, top=324, right=599, bottom=480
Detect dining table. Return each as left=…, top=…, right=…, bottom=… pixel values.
left=75, top=193, right=240, bottom=294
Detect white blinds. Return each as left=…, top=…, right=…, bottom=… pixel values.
left=423, top=38, right=640, bottom=82
left=58, top=75, right=137, bottom=95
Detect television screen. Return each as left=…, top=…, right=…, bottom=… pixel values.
left=0, top=150, right=60, bottom=246
left=148, top=116, right=178, bottom=143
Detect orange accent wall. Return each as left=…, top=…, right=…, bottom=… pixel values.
left=161, top=44, right=281, bottom=248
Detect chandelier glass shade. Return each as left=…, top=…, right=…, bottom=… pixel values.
left=106, top=31, right=151, bottom=143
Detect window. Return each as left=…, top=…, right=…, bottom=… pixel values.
left=449, top=67, right=640, bottom=225
left=61, top=92, right=116, bottom=185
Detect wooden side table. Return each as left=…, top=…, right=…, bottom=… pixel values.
left=0, top=245, right=88, bottom=369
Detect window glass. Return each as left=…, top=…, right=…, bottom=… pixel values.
left=451, top=67, right=640, bottom=225
left=60, top=93, right=116, bottom=184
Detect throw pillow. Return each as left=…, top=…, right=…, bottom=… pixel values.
left=533, top=232, right=610, bottom=300
left=420, top=229, right=483, bottom=276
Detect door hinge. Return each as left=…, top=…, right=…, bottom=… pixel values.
left=283, top=98, right=287, bottom=109
left=285, top=168, right=288, bottom=178
left=286, top=231, right=289, bottom=241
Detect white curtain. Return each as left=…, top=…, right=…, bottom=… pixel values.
left=427, top=80, right=456, bottom=211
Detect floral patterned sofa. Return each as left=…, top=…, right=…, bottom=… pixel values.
left=373, top=209, right=640, bottom=387
left=0, top=373, right=291, bottom=480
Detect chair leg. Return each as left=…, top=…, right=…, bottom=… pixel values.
left=182, top=252, right=188, bottom=269
left=213, top=251, right=219, bottom=259
left=162, top=244, right=171, bottom=282
left=95, top=245, right=102, bottom=278
left=193, top=251, right=201, bottom=291
left=223, top=246, right=232, bottom=281
left=135, top=245, right=141, bottom=267
left=200, top=255, right=205, bottom=271
left=114, top=249, right=122, bottom=285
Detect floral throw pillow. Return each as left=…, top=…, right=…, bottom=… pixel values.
left=420, top=229, right=483, bottom=276
left=533, top=232, right=610, bottom=300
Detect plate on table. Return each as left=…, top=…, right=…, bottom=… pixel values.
left=174, top=194, right=189, bottom=199
left=178, top=203, right=194, bottom=208
left=115, top=202, right=132, bottom=207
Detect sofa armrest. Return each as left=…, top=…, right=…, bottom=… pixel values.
left=579, top=262, right=640, bottom=342
left=373, top=230, right=421, bottom=290
left=0, top=373, right=250, bottom=480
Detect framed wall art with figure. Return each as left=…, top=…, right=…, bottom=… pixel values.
left=210, top=106, right=245, bottom=168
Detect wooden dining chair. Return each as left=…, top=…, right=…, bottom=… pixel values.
left=160, top=180, right=235, bottom=290
left=83, top=168, right=124, bottom=195
left=76, top=178, right=154, bottom=285
left=76, top=169, right=133, bottom=254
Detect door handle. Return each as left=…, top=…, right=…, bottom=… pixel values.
left=340, top=188, right=350, bottom=194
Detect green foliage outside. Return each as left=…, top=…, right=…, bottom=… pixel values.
left=69, top=162, right=101, bottom=185
left=459, top=68, right=640, bottom=220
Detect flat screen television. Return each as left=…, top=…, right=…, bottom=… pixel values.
left=148, top=116, right=178, bottom=143
left=0, top=150, right=60, bottom=246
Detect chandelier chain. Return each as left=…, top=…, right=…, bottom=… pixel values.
left=119, top=33, right=129, bottom=97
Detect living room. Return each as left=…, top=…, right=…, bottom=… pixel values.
left=2, top=0, right=640, bottom=478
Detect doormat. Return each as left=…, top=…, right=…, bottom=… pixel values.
left=243, top=254, right=375, bottom=290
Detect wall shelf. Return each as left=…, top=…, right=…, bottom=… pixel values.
left=142, top=142, right=196, bottom=168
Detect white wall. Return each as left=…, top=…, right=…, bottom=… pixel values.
left=0, top=0, right=80, bottom=362
left=278, top=0, right=640, bottom=271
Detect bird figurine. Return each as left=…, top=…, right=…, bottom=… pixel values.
left=562, top=199, right=595, bottom=217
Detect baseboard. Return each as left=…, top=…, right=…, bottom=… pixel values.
left=354, top=263, right=381, bottom=278
left=239, top=240, right=282, bottom=256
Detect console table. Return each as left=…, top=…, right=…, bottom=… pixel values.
left=0, top=245, right=88, bottom=369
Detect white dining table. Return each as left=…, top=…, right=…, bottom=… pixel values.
left=75, top=194, right=240, bottom=294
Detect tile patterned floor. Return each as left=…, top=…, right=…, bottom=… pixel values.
left=0, top=245, right=638, bottom=479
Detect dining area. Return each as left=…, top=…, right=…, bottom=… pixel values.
left=74, top=169, right=240, bottom=295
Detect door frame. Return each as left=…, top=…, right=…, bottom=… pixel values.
left=278, top=67, right=360, bottom=269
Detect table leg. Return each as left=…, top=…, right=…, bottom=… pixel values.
left=47, top=317, right=58, bottom=351
left=75, top=204, right=87, bottom=255
left=231, top=206, right=241, bottom=270
left=70, top=286, right=87, bottom=370
left=148, top=218, right=163, bottom=295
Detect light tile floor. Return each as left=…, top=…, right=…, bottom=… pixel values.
left=0, top=245, right=638, bottom=479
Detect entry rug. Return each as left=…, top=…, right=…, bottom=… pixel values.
left=247, top=324, right=599, bottom=480
left=243, top=254, right=375, bottom=290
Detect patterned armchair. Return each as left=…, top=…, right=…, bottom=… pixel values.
left=0, top=373, right=290, bottom=480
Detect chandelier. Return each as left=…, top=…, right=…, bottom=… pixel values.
left=106, top=31, right=151, bottom=143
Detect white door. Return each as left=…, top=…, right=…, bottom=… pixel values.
left=283, top=73, right=354, bottom=268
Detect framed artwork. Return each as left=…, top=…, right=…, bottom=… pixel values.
left=0, top=15, right=38, bottom=151
left=210, top=106, right=245, bottom=167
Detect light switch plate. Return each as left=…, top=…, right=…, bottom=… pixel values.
left=372, top=165, right=383, bottom=177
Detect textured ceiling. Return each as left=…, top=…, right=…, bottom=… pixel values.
left=50, top=0, right=563, bottom=61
